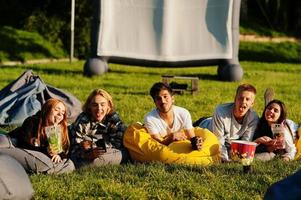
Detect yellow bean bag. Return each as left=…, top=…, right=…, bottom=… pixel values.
left=295, top=127, right=301, bottom=160
left=123, top=122, right=220, bottom=166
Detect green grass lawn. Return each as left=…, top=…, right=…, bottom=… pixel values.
left=1, top=60, right=301, bottom=199
left=0, top=26, right=67, bottom=62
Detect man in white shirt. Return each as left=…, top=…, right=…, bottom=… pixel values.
left=199, top=84, right=259, bottom=162
left=144, top=82, right=202, bottom=150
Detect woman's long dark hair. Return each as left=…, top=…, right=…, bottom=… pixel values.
left=254, top=99, right=287, bottom=139
left=260, top=99, right=287, bottom=126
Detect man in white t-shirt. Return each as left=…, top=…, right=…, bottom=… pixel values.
left=144, top=82, right=202, bottom=150
left=199, top=84, right=259, bottom=162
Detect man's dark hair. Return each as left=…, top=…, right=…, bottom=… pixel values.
left=150, top=82, right=173, bottom=101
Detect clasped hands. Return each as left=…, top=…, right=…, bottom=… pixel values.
left=172, top=131, right=203, bottom=150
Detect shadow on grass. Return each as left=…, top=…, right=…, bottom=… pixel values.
left=239, top=42, right=301, bottom=64
left=179, top=73, right=219, bottom=81
left=0, top=65, right=82, bottom=76
left=119, top=91, right=148, bottom=96
left=102, top=83, right=132, bottom=90
left=163, top=162, right=267, bottom=176
left=109, top=65, right=219, bottom=81
left=239, top=49, right=301, bottom=63
left=109, top=68, right=169, bottom=76
left=31, top=67, right=82, bottom=76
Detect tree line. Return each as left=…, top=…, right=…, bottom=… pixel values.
left=0, top=0, right=300, bottom=59
left=241, top=0, right=301, bottom=35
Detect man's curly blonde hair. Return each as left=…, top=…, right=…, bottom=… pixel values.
left=82, top=89, right=115, bottom=115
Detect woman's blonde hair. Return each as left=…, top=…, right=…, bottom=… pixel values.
left=82, top=89, right=115, bottom=116
left=37, top=98, right=70, bottom=153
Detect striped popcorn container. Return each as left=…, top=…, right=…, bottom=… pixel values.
left=231, top=140, right=257, bottom=166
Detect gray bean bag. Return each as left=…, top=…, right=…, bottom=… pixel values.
left=0, top=134, right=75, bottom=174
left=0, top=69, right=82, bottom=126
left=0, top=148, right=75, bottom=174
left=0, top=154, right=34, bottom=200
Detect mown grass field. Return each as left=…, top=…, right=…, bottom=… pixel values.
left=1, top=60, right=301, bottom=199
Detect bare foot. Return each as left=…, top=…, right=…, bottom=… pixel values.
left=264, top=88, right=275, bottom=106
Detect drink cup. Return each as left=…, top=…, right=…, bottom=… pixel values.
left=45, top=125, right=63, bottom=154
left=93, top=134, right=107, bottom=152
left=271, top=124, right=286, bottom=149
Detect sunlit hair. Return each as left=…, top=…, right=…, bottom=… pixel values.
left=235, top=83, right=257, bottom=97
left=150, top=82, right=173, bottom=101
left=37, top=98, right=70, bottom=152
left=261, top=99, right=287, bottom=124
left=82, top=89, right=115, bottom=116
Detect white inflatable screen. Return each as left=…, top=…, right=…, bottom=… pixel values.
left=97, top=0, right=233, bottom=61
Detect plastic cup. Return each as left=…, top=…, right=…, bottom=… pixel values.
left=45, top=125, right=63, bottom=154
left=271, top=124, right=286, bottom=149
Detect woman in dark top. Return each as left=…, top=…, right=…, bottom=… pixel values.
left=0, top=98, right=75, bottom=174
left=253, top=99, right=297, bottom=161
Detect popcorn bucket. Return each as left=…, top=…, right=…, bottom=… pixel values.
left=231, top=140, right=257, bottom=173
